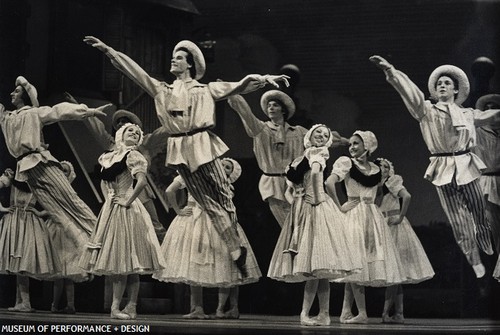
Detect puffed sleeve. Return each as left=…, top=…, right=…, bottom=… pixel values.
left=305, top=147, right=329, bottom=170
left=385, top=174, right=405, bottom=196
left=126, top=150, right=148, bottom=178
left=173, top=175, right=187, bottom=190
left=331, top=156, right=352, bottom=181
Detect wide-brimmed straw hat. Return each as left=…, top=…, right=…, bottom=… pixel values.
left=15, top=76, right=39, bottom=107
left=260, top=90, right=296, bottom=120
left=476, top=94, right=500, bottom=111
left=112, top=110, right=143, bottom=130
left=173, top=40, right=206, bottom=80
left=428, top=65, right=470, bottom=105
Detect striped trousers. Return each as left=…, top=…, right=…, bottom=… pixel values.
left=25, top=162, right=96, bottom=251
left=177, top=159, right=241, bottom=256
left=436, top=178, right=493, bottom=266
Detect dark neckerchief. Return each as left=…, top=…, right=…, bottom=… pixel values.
left=12, top=180, right=31, bottom=193
left=349, top=159, right=381, bottom=187
left=99, top=152, right=130, bottom=181
left=286, top=156, right=329, bottom=185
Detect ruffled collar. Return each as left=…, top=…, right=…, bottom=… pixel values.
left=99, top=146, right=136, bottom=169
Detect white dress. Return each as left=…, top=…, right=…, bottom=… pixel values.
left=154, top=176, right=261, bottom=287
left=267, top=154, right=362, bottom=282
left=79, top=150, right=166, bottom=275
left=332, top=157, right=405, bottom=286
left=0, top=182, right=60, bottom=278
left=379, top=175, right=434, bottom=284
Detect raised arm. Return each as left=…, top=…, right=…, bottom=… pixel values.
left=38, top=102, right=109, bottom=125
left=227, top=94, right=265, bottom=137
left=84, top=36, right=162, bottom=98
left=473, top=109, right=500, bottom=128
left=370, top=55, right=427, bottom=120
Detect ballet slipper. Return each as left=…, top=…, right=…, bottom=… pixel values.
left=183, top=308, right=209, bottom=319
left=63, top=306, right=76, bottom=314
left=111, top=309, right=131, bottom=320
left=381, top=313, right=392, bottom=324
left=300, top=314, right=317, bottom=326
left=314, top=313, right=331, bottom=326
left=224, top=308, right=240, bottom=319
left=8, top=303, right=34, bottom=313
left=339, top=311, right=354, bottom=323
left=122, top=303, right=137, bottom=319
left=391, top=313, right=404, bottom=324
left=215, top=309, right=225, bottom=319
left=344, top=314, right=368, bottom=324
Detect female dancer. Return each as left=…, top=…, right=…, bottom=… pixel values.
left=268, top=124, right=361, bottom=326
left=154, top=158, right=261, bottom=319
left=79, top=123, right=166, bottom=320
left=325, top=130, right=405, bottom=324
left=46, top=161, right=92, bottom=314
left=375, top=158, right=434, bottom=324
left=0, top=168, right=60, bottom=312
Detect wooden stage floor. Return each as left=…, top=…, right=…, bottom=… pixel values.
left=2, top=310, right=500, bottom=335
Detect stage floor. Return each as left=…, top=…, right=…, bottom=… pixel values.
left=2, top=310, right=500, bottom=335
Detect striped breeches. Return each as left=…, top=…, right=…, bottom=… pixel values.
left=177, top=159, right=241, bottom=254
left=436, top=178, right=493, bottom=265
left=25, top=162, right=96, bottom=250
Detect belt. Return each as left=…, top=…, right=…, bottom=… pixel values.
left=348, top=196, right=374, bottom=204
left=16, top=150, right=39, bottom=162
left=263, top=172, right=287, bottom=177
left=430, top=149, right=470, bottom=157
left=170, top=126, right=212, bottom=138
left=483, top=171, right=500, bottom=177
left=383, top=209, right=400, bottom=217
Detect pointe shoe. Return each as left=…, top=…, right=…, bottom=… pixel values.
left=224, top=308, right=240, bottom=319
left=8, top=303, right=34, bottom=313
left=122, top=303, right=137, bottom=319
left=111, top=309, right=131, bottom=320
left=391, top=313, right=404, bottom=324
left=63, top=306, right=76, bottom=314
left=381, top=313, right=392, bottom=324
left=314, top=314, right=331, bottom=326
left=345, top=314, right=368, bottom=324
left=300, top=315, right=317, bottom=326
left=339, top=312, right=354, bottom=323
left=183, top=308, right=209, bottom=319
left=215, top=310, right=225, bottom=319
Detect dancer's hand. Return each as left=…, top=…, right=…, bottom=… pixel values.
left=388, top=216, right=403, bottom=225
left=340, top=199, right=359, bottom=213
left=177, top=207, right=193, bottom=216
left=86, top=104, right=113, bottom=118
left=265, top=74, right=290, bottom=88
left=64, top=92, right=79, bottom=104
left=83, top=36, right=109, bottom=53
left=369, top=55, right=393, bottom=71
left=112, top=196, right=130, bottom=208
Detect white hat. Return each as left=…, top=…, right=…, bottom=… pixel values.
left=428, top=65, right=470, bottom=105
left=222, top=158, right=242, bottom=183
left=475, top=94, right=500, bottom=111
left=173, top=40, right=206, bottom=80
left=15, top=76, right=39, bottom=107
left=260, top=90, right=296, bottom=120
left=112, top=109, right=143, bottom=130
left=114, top=122, right=144, bottom=148
left=353, top=130, right=378, bottom=155
left=304, top=124, right=334, bottom=148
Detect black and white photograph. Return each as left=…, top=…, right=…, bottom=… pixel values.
left=1, top=0, right=500, bottom=334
